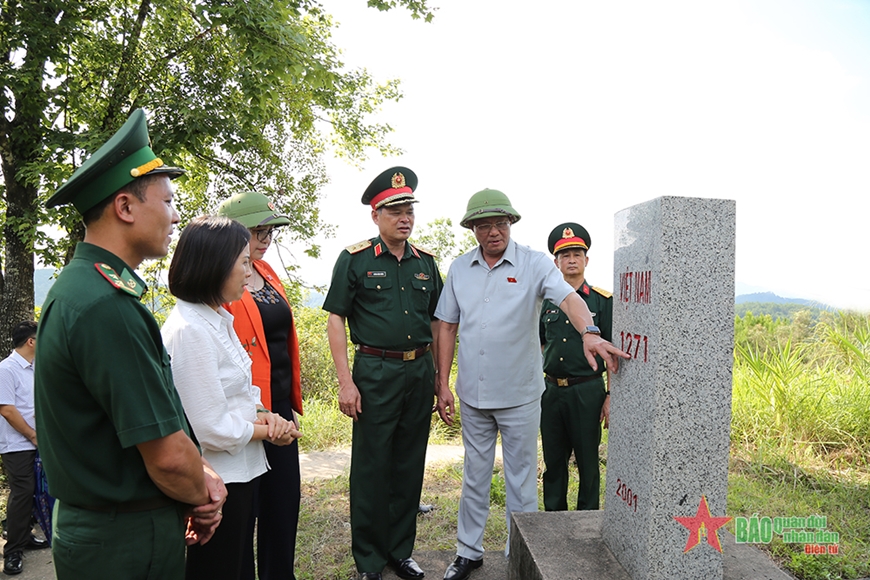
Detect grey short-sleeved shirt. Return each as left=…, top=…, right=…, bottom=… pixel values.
left=435, top=239, right=574, bottom=409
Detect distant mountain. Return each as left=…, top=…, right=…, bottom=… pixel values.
left=35, top=269, right=56, bottom=307
left=304, top=291, right=325, bottom=308
left=735, top=292, right=835, bottom=320
left=735, top=292, right=832, bottom=309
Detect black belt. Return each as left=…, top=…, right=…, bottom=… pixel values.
left=71, top=495, right=176, bottom=514
left=545, top=374, right=602, bottom=387
left=357, top=344, right=430, bottom=361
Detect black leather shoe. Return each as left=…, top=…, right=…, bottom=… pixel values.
left=418, top=503, right=435, bottom=514
left=26, top=535, right=49, bottom=550
left=443, top=556, right=482, bottom=580
left=390, top=557, right=424, bottom=579
left=3, top=551, right=23, bottom=575
left=358, top=573, right=382, bottom=580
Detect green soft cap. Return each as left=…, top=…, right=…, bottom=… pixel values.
left=46, top=109, right=185, bottom=214
left=217, top=191, right=291, bottom=228
left=460, top=188, right=521, bottom=229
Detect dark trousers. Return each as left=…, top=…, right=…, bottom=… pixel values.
left=540, top=376, right=607, bottom=511
left=349, top=352, right=433, bottom=573
left=1, top=450, right=36, bottom=555
left=186, top=479, right=258, bottom=580
left=253, top=398, right=300, bottom=580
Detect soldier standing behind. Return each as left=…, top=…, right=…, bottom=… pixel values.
left=323, top=167, right=441, bottom=580
left=540, top=223, right=613, bottom=511
left=34, top=109, right=226, bottom=580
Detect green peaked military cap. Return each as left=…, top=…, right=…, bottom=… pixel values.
left=46, top=108, right=185, bottom=214
left=548, top=222, right=590, bottom=255
left=361, top=166, right=418, bottom=209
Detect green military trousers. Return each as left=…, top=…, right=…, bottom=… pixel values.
left=349, top=351, right=434, bottom=573
left=52, top=500, right=186, bottom=580
left=540, top=376, right=607, bottom=511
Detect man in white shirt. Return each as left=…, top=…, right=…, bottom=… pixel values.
left=434, top=189, right=628, bottom=580
left=0, top=321, right=48, bottom=575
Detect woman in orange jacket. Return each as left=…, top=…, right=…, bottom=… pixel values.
left=219, top=192, right=303, bottom=580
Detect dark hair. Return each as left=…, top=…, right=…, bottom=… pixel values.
left=81, top=174, right=160, bottom=226
left=12, top=320, right=37, bottom=349
left=168, top=216, right=251, bottom=307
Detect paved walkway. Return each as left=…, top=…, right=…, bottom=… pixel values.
left=5, top=444, right=477, bottom=579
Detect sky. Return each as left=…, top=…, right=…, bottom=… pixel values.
left=268, top=0, right=870, bottom=311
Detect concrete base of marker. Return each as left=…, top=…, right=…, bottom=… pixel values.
left=509, top=511, right=795, bottom=580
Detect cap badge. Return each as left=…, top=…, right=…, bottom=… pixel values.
left=563, top=227, right=575, bottom=239
left=391, top=172, right=406, bottom=189
left=268, top=202, right=275, bottom=210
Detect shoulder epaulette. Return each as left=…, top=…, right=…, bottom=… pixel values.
left=592, top=286, right=613, bottom=298
left=410, top=243, right=436, bottom=257
left=95, top=263, right=143, bottom=297
left=345, top=239, right=372, bottom=254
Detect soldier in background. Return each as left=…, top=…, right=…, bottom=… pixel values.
left=540, top=223, right=613, bottom=511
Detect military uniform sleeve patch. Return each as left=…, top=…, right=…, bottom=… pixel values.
left=410, top=243, right=436, bottom=257
left=345, top=239, right=372, bottom=254
left=95, top=263, right=144, bottom=297
left=592, top=286, right=613, bottom=298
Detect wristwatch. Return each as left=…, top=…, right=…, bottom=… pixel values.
left=580, top=325, right=601, bottom=337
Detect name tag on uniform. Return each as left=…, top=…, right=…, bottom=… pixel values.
left=367, top=271, right=386, bottom=277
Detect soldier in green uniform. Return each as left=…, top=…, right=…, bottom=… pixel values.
left=324, top=167, right=442, bottom=580
left=539, top=222, right=613, bottom=511
left=34, top=109, right=226, bottom=580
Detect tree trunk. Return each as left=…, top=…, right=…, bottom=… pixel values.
left=0, top=163, right=37, bottom=354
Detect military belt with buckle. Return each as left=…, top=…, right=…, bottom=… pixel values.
left=545, top=374, right=602, bottom=387
left=357, top=344, right=431, bottom=361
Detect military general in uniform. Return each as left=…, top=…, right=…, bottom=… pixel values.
left=323, top=167, right=441, bottom=580
left=34, top=109, right=226, bottom=580
left=540, top=223, right=613, bottom=512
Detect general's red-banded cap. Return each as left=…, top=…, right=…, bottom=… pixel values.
left=548, top=222, right=590, bottom=255
left=361, top=166, right=418, bottom=209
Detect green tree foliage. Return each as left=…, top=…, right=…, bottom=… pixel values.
left=734, top=301, right=828, bottom=320
left=0, top=0, right=434, bottom=352
left=411, top=217, right=476, bottom=275
left=294, top=304, right=347, bottom=402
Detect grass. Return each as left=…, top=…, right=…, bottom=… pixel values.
left=725, top=315, right=870, bottom=580
left=726, top=447, right=870, bottom=580
left=295, top=459, right=509, bottom=580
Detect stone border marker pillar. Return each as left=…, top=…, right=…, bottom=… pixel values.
left=603, top=196, right=736, bottom=580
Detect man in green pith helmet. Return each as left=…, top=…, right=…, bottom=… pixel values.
left=323, top=167, right=442, bottom=580
left=540, top=222, right=613, bottom=511
left=433, top=190, right=628, bottom=580
left=35, top=109, right=226, bottom=580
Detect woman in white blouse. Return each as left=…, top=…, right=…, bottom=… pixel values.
left=162, top=216, right=300, bottom=579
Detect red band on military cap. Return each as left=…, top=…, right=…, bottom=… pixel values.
left=554, top=237, right=588, bottom=253
left=370, top=187, right=412, bottom=209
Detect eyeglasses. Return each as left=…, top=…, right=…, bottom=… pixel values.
left=473, top=220, right=511, bottom=234
left=252, top=227, right=277, bottom=242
